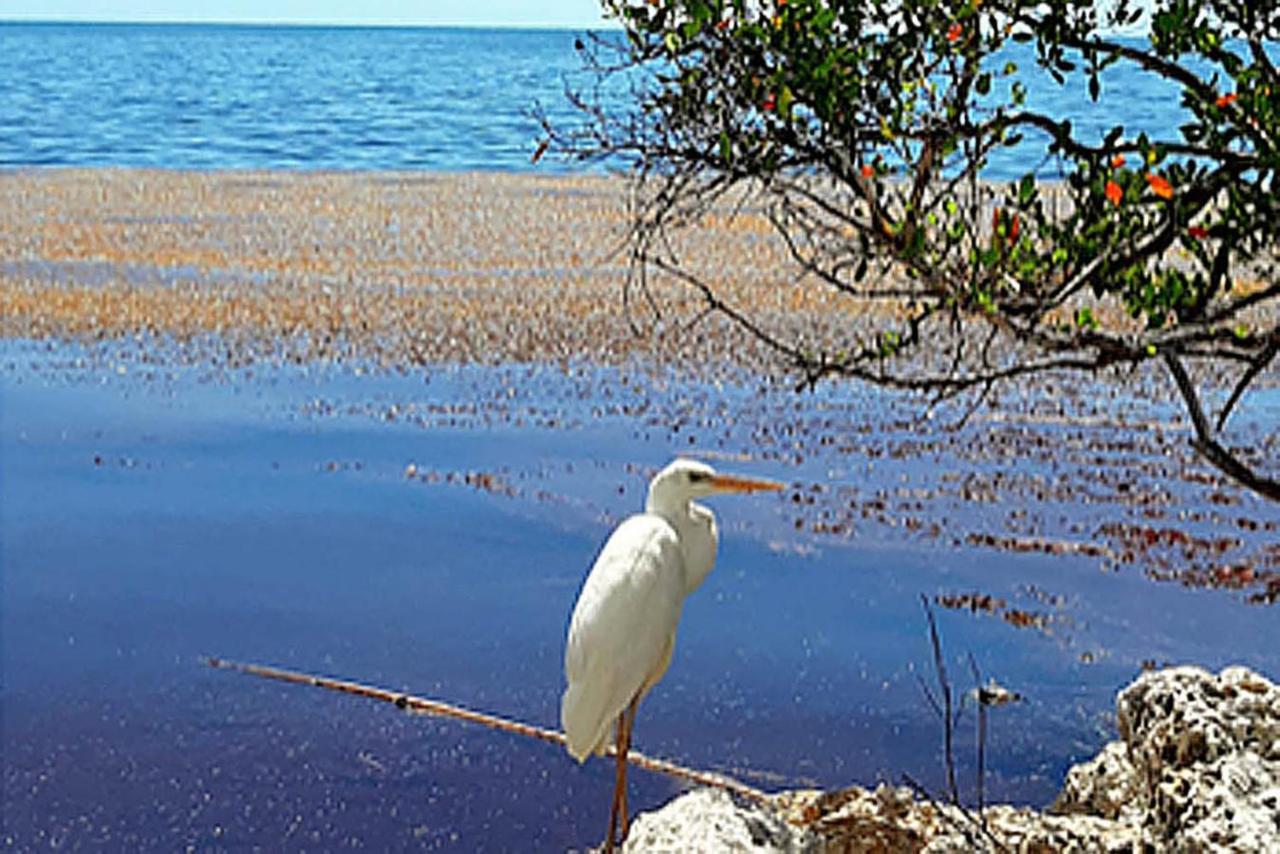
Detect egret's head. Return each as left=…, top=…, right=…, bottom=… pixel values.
left=647, top=458, right=783, bottom=510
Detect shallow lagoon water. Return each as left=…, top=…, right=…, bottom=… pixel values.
left=3, top=339, right=1277, bottom=850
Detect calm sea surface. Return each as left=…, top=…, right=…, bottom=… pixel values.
left=0, top=24, right=593, bottom=172
left=0, top=21, right=1209, bottom=177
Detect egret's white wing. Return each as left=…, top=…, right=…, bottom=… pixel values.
left=561, top=513, right=686, bottom=762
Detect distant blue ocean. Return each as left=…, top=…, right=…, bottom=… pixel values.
left=0, top=21, right=1215, bottom=178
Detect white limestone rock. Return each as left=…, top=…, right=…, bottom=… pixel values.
left=623, top=788, right=818, bottom=853
left=1051, top=665, right=1280, bottom=851
left=1053, top=740, right=1143, bottom=823
left=1117, top=665, right=1280, bottom=851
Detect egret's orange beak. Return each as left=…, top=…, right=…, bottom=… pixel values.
left=707, top=473, right=786, bottom=494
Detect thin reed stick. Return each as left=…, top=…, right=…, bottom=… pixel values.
left=204, top=656, right=769, bottom=804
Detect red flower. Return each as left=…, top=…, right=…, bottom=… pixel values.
left=1146, top=173, right=1174, bottom=200
left=1187, top=225, right=1209, bottom=239
left=946, top=23, right=963, bottom=42
left=1215, top=92, right=1238, bottom=108
left=991, top=208, right=1019, bottom=243
left=530, top=138, right=550, bottom=165
left=860, top=163, right=875, bottom=179
left=762, top=93, right=776, bottom=112
left=1110, top=154, right=1126, bottom=168
left=716, top=18, right=731, bottom=31
left=1105, top=180, right=1123, bottom=206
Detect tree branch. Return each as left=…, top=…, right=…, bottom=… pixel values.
left=1161, top=354, right=1280, bottom=502
left=1004, top=111, right=1259, bottom=169
left=1215, top=334, right=1280, bottom=431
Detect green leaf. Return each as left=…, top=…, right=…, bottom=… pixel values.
left=778, top=85, right=795, bottom=119
left=1018, top=174, right=1036, bottom=205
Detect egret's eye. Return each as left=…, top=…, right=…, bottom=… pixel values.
left=687, top=470, right=710, bottom=483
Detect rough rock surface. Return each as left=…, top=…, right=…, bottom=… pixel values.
left=622, top=788, right=818, bottom=853
left=777, top=786, right=1143, bottom=853
left=1054, top=665, right=1280, bottom=852
left=625, top=666, right=1280, bottom=853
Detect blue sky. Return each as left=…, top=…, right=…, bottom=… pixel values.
left=0, top=0, right=613, bottom=27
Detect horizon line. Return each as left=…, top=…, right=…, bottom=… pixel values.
left=0, top=16, right=621, bottom=30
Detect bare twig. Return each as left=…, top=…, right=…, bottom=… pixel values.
left=903, top=602, right=1010, bottom=852
left=967, top=653, right=987, bottom=823
left=920, top=595, right=959, bottom=806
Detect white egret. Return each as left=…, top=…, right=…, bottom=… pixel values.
left=561, top=458, right=784, bottom=851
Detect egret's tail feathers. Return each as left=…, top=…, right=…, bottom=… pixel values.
left=561, top=682, right=612, bottom=763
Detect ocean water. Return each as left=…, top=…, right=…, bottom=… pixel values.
left=0, top=21, right=1216, bottom=178
left=0, top=23, right=595, bottom=172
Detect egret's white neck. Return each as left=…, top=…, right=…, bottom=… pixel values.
left=646, top=490, right=718, bottom=594
left=644, top=486, right=682, bottom=521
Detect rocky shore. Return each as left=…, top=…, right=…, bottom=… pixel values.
left=625, top=666, right=1280, bottom=852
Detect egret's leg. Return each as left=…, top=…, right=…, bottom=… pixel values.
left=617, top=695, right=640, bottom=843
left=604, top=710, right=627, bottom=853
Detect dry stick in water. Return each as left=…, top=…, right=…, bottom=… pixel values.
left=204, top=657, right=769, bottom=804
